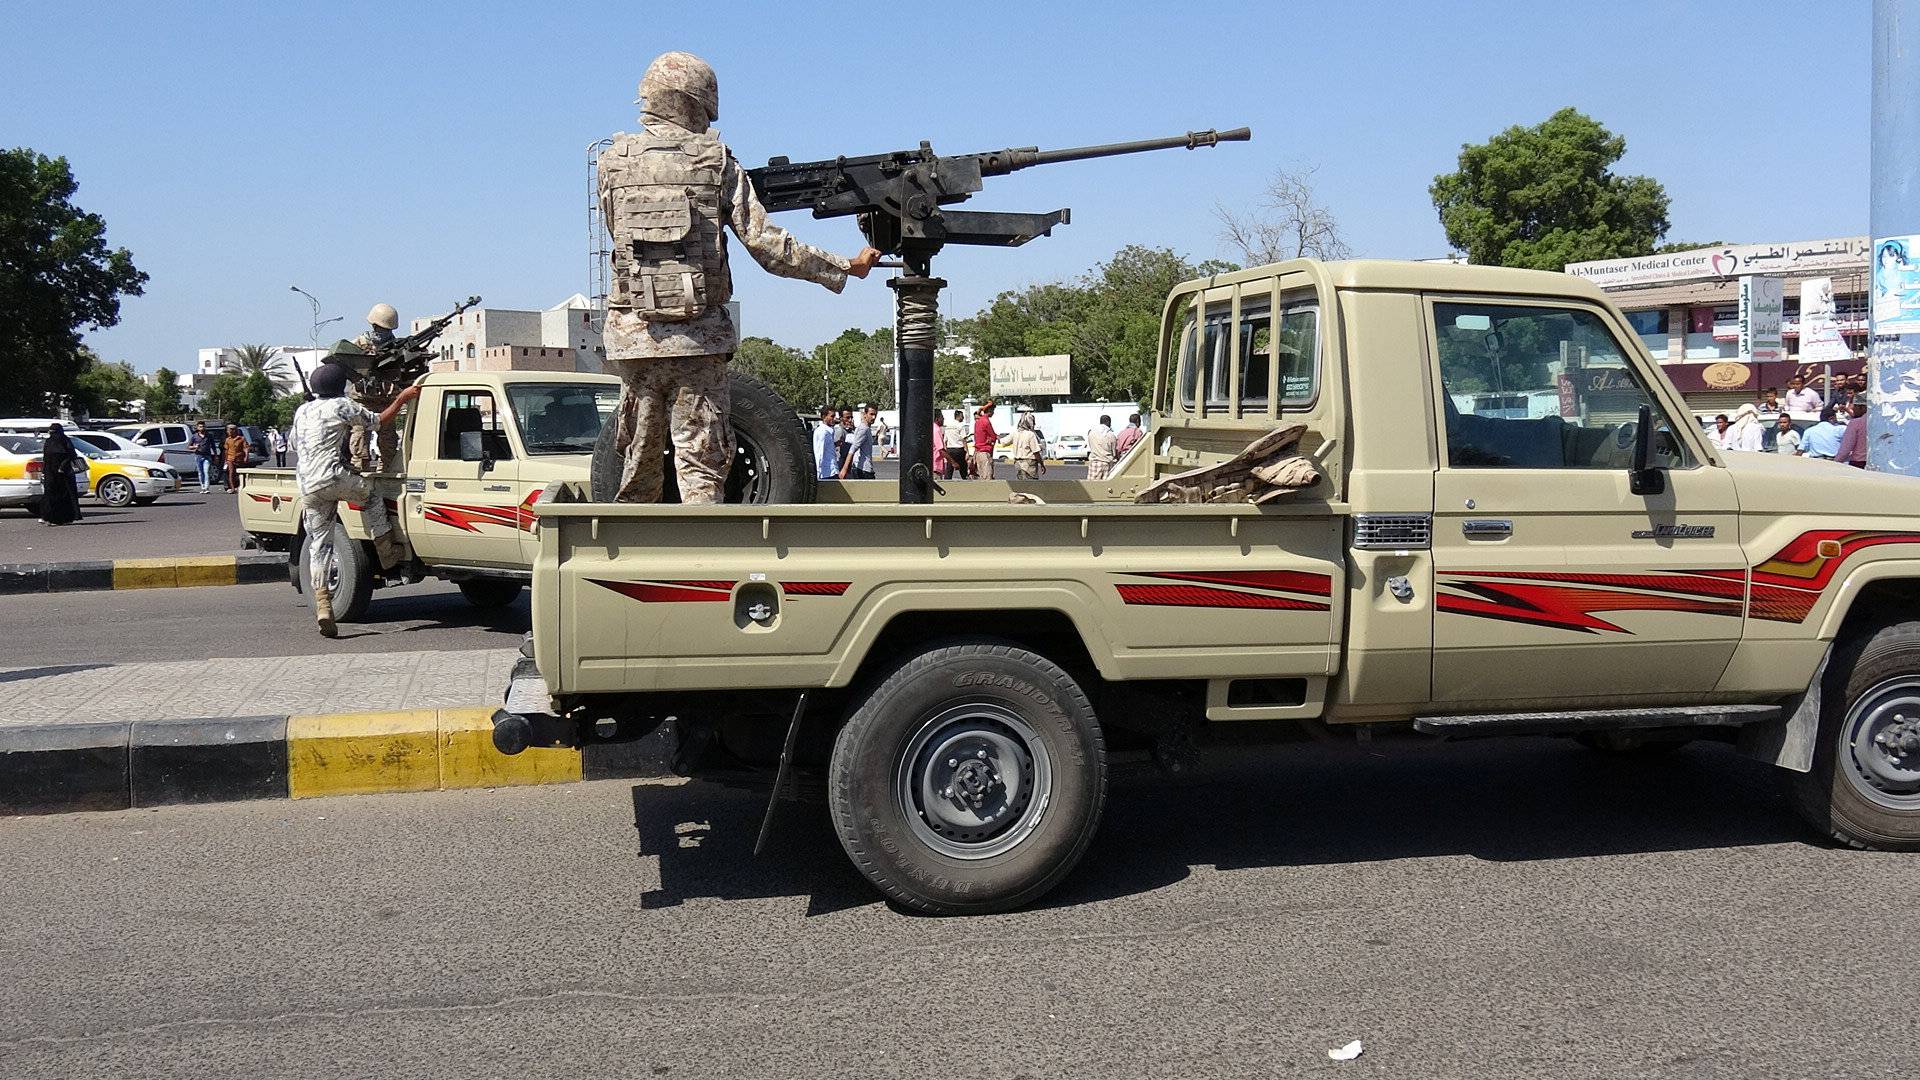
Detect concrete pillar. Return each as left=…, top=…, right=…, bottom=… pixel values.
left=1868, top=0, right=1920, bottom=471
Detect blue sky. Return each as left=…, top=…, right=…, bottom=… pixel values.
left=0, top=0, right=1873, bottom=374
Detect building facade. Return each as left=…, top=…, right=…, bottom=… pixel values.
left=419, top=295, right=605, bottom=374
left=1567, top=238, right=1871, bottom=415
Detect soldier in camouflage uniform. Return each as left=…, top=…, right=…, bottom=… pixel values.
left=348, top=303, right=402, bottom=473
left=599, top=51, right=881, bottom=503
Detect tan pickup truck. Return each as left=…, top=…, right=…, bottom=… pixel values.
left=238, top=371, right=621, bottom=619
left=503, top=259, right=1920, bottom=914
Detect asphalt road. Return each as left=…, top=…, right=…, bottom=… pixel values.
left=0, top=488, right=249, bottom=562
left=3, top=738, right=1911, bottom=1079
left=0, top=577, right=526, bottom=665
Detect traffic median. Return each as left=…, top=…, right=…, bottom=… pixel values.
left=0, top=552, right=285, bottom=594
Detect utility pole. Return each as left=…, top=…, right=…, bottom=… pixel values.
left=1869, top=0, right=1920, bottom=472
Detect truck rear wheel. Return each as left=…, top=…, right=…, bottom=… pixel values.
left=297, top=523, right=374, bottom=624
left=828, top=642, right=1107, bottom=914
left=1794, top=621, right=1920, bottom=849
left=589, top=369, right=818, bottom=504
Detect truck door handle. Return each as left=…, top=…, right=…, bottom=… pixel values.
left=433, top=481, right=448, bottom=489
left=1462, top=519, right=1512, bottom=540
left=483, top=484, right=511, bottom=492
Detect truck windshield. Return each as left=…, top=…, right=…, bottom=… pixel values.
left=506, top=383, right=620, bottom=455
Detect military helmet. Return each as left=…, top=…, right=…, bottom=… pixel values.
left=637, top=51, right=718, bottom=123
left=366, top=303, right=399, bottom=330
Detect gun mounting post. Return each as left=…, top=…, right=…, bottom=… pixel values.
left=747, top=125, right=1251, bottom=503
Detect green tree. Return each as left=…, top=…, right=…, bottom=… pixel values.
left=202, top=372, right=278, bottom=426
left=69, top=351, right=149, bottom=418
left=933, top=351, right=988, bottom=407
left=0, top=148, right=148, bottom=413
left=812, top=327, right=896, bottom=410
left=146, top=367, right=183, bottom=417
left=1430, top=108, right=1670, bottom=270
left=731, top=336, right=822, bottom=413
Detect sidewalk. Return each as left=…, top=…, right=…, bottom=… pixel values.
left=1, top=648, right=519, bottom=727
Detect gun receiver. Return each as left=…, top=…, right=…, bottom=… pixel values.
left=365, top=295, right=482, bottom=386
left=747, top=126, right=1249, bottom=262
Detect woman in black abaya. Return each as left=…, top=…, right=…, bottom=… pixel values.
left=38, top=424, right=84, bottom=526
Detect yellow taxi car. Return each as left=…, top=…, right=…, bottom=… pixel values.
left=76, top=444, right=182, bottom=506
left=0, top=434, right=90, bottom=513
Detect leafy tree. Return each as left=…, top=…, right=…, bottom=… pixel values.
left=0, top=148, right=148, bottom=413
left=268, top=393, right=302, bottom=431
left=69, top=350, right=149, bottom=418
left=731, top=336, right=822, bottom=414
left=202, top=372, right=279, bottom=427
left=146, top=367, right=183, bottom=417
left=1215, top=165, right=1351, bottom=265
left=1430, top=108, right=1670, bottom=270
left=812, top=327, right=896, bottom=410
left=934, top=351, right=989, bottom=407
left=1654, top=239, right=1729, bottom=254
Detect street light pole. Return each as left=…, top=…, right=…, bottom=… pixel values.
left=1868, top=0, right=1920, bottom=472
left=289, top=284, right=324, bottom=350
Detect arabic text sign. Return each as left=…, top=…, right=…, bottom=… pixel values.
left=1801, top=276, right=1853, bottom=364
left=990, top=354, right=1071, bottom=396
left=1565, top=237, right=1870, bottom=288
left=1738, top=276, right=1783, bottom=364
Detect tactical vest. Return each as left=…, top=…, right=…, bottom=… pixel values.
left=600, top=130, right=730, bottom=322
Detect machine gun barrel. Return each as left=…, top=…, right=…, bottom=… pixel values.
left=984, top=126, right=1251, bottom=176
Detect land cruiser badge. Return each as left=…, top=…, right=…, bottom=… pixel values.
left=1632, top=524, right=1716, bottom=540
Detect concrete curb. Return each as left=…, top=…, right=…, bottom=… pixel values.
left=0, top=709, right=675, bottom=815
left=0, top=552, right=286, bottom=594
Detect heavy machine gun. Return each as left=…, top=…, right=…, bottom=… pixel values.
left=363, top=295, right=483, bottom=387
left=746, top=127, right=1249, bottom=502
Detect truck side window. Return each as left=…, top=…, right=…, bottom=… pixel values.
left=1434, top=302, right=1692, bottom=470
left=438, top=390, right=514, bottom=461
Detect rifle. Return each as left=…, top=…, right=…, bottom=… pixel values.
left=364, top=295, right=483, bottom=386
left=745, top=127, right=1250, bottom=503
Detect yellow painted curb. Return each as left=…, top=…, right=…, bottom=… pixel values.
left=438, top=707, right=581, bottom=790
left=112, top=556, right=238, bottom=590
left=288, top=708, right=582, bottom=800
left=288, top=710, right=440, bottom=798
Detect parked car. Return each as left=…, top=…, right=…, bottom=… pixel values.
left=106, top=421, right=198, bottom=470
left=0, top=435, right=90, bottom=512
left=1050, top=434, right=1090, bottom=462
left=67, top=429, right=165, bottom=463
left=74, top=444, right=181, bottom=506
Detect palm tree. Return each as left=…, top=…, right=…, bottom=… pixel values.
left=223, top=343, right=295, bottom=393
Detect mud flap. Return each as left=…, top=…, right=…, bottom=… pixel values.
left=753, top=691, right=808, bottom=857
left=1737, top=644, right=1831, bottom=774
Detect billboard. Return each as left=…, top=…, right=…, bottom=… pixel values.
left=1738, top=276, right=1783, bottom=364
left=989, top=354, right=1071, bottom=396
left=1800, top=277, right=1853, bottom=364
left=1565, top=237, right=1870, bottom=289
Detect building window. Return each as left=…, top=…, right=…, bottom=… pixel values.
left=465, top=343, right=476, bottom=360
left=1625, top=309, right=1668, bottom=337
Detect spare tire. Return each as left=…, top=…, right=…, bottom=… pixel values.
left=590, top=369, right=817, bottom=504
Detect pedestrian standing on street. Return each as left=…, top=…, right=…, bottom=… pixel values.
left=1836, top=402, right=1870, bottom=469
left=1085, top=413, right=1118, bottom=481
left=1114, top=412, right=1144, bottom=459
left=1759, top=387, right=1783, bottom=415
left=596, top=51, right=880, bottom=504
left=36, top=423, right=83, bottom=526
left=1801, top=406, right=1847, bottom=460
left=945, top=409, right=970, bottom=478
left=292, top=362, right=419, bottom=637
left=1723, top=404, right=1764, bottom=452
left=1783, top=376, right=1822, bottom=415
left=931, top=407, right=948, bottom=479
left=1771, top=414, right=1803, bottom=456
left=1012, top=413, right=1046, bottom=479
left=972, top=400, right=999, bottom=480
left=269, top=426, right=288, bottom=468
left=1708, top=414, right=1732, bottom=451
left=222, top=426, right=249, bottom=491
left=839, top=405, right=876, bottom=480
left=187, top=421, right=215, bottom=493
left=813, top=406, right=839, bottom=480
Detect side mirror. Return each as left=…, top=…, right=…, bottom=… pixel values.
left=1629, top=404, right=1665, bottom=496
left=458, top=429, right=494, bottom=473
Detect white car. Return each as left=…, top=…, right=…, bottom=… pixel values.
left=68, top=429, right=164, bottom=462
left=1050, top=434, right=1090, bottom=462
left=106, top=421, right=199, bottom=470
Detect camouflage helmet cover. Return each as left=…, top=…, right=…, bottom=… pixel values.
left=366, top=303, right=399, bottom=330
left=637, top=51, right=718, bottom=123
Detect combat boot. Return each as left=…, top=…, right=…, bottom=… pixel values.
left=373, top=529, right=411, bottom=573
left=313, top=583, right=337, bottom=639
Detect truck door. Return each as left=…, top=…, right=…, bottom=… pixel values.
left=407, top=385, right=526, bottom=569
left=1426, top=297, right=1744, bottom=702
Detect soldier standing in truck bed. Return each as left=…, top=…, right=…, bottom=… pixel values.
left=599, top=51, right=881, bottom=503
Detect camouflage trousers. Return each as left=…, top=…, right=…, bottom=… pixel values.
left=611, top=354, right=732, bottom=504
left=300, top=474, right=394, bottom=593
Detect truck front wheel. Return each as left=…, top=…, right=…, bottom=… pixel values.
left=828, top=642, right=1107, bottom=914
left=1795, top=621, right=1920, bottom=849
